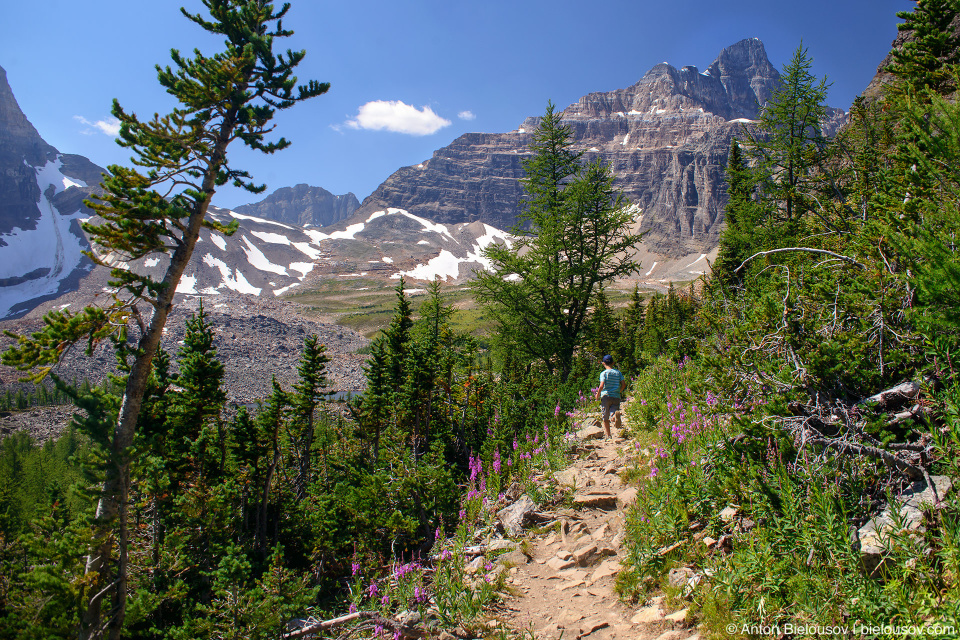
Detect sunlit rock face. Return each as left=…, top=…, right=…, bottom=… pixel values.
left=351, top=38, right=846, bottom=258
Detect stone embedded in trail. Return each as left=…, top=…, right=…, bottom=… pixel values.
left=497, top=495, right=539, bottom=537
left=546, top=556, right=576, bottom=571
left=665, top=608, right=689, bottom=623
left=496, top=550, right=529, bottom=567
left=577, top=618, right=610, bottom=638
left=487, top=538, right=519, bottom=553
left=573, top=491, right=618, bottom=510
left=572, top=543, right=599, bottom=566
left=554, top=468, right=578, bottom=487
left=617, top=487, right=638, bottom=509
left=577, top=425, right=605, bottom=441
left=590, top=558, right=620, bottom=583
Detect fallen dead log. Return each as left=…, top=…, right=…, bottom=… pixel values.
left=860, top=381, right=921, bottom=410
left=805, top=436, right=924, bottom=480
left=283, top=610, right=427, bottom=640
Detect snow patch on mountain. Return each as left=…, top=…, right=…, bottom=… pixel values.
left=241, top=236, right=287, bottom=275
left=202, top=253, right=262, bottom=295
left=0, top=158, right=91, bottom=319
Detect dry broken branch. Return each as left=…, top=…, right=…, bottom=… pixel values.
left=283, top=611, right=427, bottom=640
left=805, top=435, right=924, bottom=480
left=735, top=247, right=866, bottom=273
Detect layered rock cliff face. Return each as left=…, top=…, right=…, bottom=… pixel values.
left=352, top=39, right=846, bottom=257
left=235, top=183, right=360, bottom=227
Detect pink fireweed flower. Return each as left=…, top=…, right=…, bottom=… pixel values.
left=554, top=402, right=561, bottom=417
left=368, top=582, right=379, bottom=597
left=349, top=603, right=357, bottom=613
left=352, top=561, right=361, bottom=576
left=381, top=594, right=390, bottom=606
left=435, top=527, right=441, bottom=540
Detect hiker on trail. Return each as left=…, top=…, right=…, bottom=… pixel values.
left=594, top=354, right=625, bottom=439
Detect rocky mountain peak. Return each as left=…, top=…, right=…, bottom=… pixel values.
left=0, top=65, right=57, bottom=167
left=235, top=183, right=360, bottom=227
left=705, top=38, right=780, bottom=119
left=349, top=39, right=823, bottom=260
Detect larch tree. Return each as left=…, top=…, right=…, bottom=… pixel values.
left=471, top=102, right=643, bottom=381
left=1, top=1, right=328, bottom=637
left=747, top=44, right=830, bottom=238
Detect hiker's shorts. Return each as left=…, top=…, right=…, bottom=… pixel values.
left=601, top=396, right=620, bottom=421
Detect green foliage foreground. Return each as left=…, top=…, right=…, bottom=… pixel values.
left=614, top=4, right=960, bottom=636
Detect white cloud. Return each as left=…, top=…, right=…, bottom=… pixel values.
left=74, top=115, right=121, bottom=136
left=458, top=110, right=476, bottom=121
left=345, top=100, right=451, bottom=136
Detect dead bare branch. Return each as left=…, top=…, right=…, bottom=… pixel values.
left=283, top=611, right=427, bottom=640
left=735, top=248, right=866, bottom=273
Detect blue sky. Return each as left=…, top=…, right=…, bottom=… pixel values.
left=1, top=0, right=910, bottom=209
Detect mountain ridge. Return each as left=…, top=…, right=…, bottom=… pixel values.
left=345, top=38, right=847, bottom=259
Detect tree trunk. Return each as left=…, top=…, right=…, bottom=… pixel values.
left=81, top=152, right=224, bottom=639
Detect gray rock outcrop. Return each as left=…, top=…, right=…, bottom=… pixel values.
left=351, top=39, right=847, bottom=258
left=235, top=183, right=360, bottom=227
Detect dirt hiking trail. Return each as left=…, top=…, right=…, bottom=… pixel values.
left=493, top=403, right=702, bottom=640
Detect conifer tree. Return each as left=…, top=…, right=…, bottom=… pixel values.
left=1, top=3, right=327, bottom=637
left=383, top=277, right=414, bottom=394
left=713, top=140, right=764, bottom=288
left=748, top=44, right=830, bottom=237
left=472, top=102, right=643, bottom=381
left=351, top=339, right=391, bottom=465
left=888, top=0, right=960, bottom=93
left=291, top=335, right=330, bottom=498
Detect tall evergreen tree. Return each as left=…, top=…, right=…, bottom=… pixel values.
left=748, top=44, right=830, bottom=237
left=472, top=103, right=643, bottom=381
left=2, top=3, right=327, bottom=637
left=713, top=140, right=764, bottom=288
left=888, top=0, right=960, bottom=93
left=291, top=335, right=330, bottom=499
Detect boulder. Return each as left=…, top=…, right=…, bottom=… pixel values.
left=858, top=475, right=953, bottom=574
left=497, top=495, right=538, bottom=537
